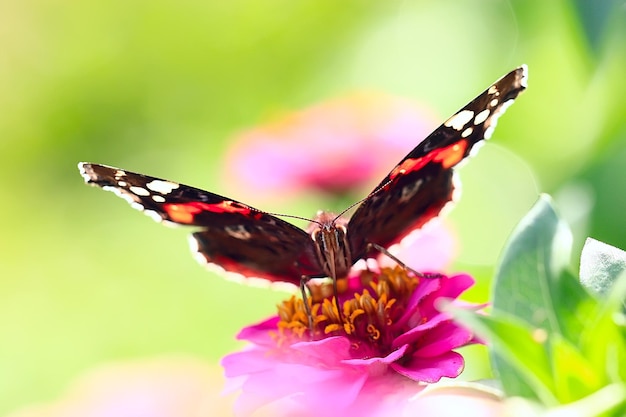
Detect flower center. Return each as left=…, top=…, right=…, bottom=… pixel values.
left=276, top=266, right=420, bottom=357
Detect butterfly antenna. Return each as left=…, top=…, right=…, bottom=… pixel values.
left=247, top=207, right=323, bottom=227
left=332, top=179, right=393, bottom=223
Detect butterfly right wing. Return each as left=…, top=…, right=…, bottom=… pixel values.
left=347, top=66, right=528, bottom=260
left=79, top=163, right=322, bottom=286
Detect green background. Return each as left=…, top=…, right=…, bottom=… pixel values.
left=0, top=0, right=624, bottom=414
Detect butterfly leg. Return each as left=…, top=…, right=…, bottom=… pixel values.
left=299, top=275, right=315, bottom=334
left=332, top=276, right=345, bottom=325
left=366, top=242, right=442, bottom=279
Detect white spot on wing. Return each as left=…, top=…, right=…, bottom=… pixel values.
left=146, top=180, right=179, bottom=194
left=117, top=181, right=127, bottom=187
left=152, top=195, right=166, bottom=203
left=489, top=98, right=499, bottom=107
left=461, top=127, right=473, bottom=138
left=444, top=110, right=474, bottom=131
left=130, top=186, right=150, bottom=196
left=488, top=85, right=498, bottom=94
left=474, top=109, right=490, bottom=125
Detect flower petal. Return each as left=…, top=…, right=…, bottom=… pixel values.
left=391, top=350, right=465, bottom=382
left=392, top=312, right=450, bottom=349
left=222, top=348, right=279, bottom=378
left=419, top=274, right=475, bottom=318
left=231, top=360, right=369, bottom=416
left=414, top=321, right=474, bottom=357
left=392, top=278, right=441, bottom=330
left=342, top=344, right=408, bottom=375
left=290, top=336, right=353, bottom=364
left=236, top=317, right=280, bottom=346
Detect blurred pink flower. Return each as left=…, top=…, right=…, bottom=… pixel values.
left=222, top=265, right=480, bottom=417
left=225, top=92, right=436, bottom=196
left=378, top=219, right=458, bottom=272
left=7, top=357, right=230, bottom=417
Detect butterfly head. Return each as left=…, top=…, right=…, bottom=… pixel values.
left=307, top=211, right=352, bottom=281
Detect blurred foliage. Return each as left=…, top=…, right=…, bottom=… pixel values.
left=0, top=0, right=624, bottom=414
left=455, top=196, right=626, bottom=415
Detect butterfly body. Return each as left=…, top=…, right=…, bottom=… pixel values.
left=79, top=66, right=527, bottom=288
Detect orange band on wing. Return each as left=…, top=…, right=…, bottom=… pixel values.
left=433, top=140, right=468, bottom=169
left=390, top=140, right=469, bottom=180
left=164, top=201, right=252, bottom=224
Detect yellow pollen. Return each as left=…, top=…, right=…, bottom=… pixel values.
left=325, top=323, right=342, bottom=334
left=350, top=309, right=365, bottom=321
left=344, top=321, right=355, bottom=334
left=367, top=324, right=381, bottom=340
left=275, top=266, right=421, bottom=344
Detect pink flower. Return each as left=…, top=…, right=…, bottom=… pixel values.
left=7, top=357, right=230, bottom=417
left=225, top=92, right=436, bottom=197
left=222, top=265, right=480, bottom=417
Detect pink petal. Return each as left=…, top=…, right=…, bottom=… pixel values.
left=414, top=321, right=474, bottom=356
left=341, top=344, right=408, bottom=374
left=232, top=361, right=368, bottom=416
left=432, top=274, right=475, bottom=301
left=236, top=317, right=280, bottom=345
left=392, top=278, right=441, bottom=330
left=419, top=274, right=475, bottom=317
left=392, top=313, right=450, bottom=348
left=222, top=349, right=279, bottom=378
left=290, top=336, right=352, bottom=365
left=391, top=350, right=465, bottom=382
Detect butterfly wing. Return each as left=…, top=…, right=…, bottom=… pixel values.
left=79, top=163, right=322, bottom=285
left=347, top=66, right=528, bottom=259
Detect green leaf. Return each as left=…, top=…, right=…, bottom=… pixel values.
left=490, top=195, right=574, bottom=399
left=580, top=238, right=626, bottom=300
left=580, top=270, right=626, bottom=383
left=553, top=268, right=598, bottom=345
left=489, top=194, right=606, bottom=402
left=450, top=307, right=559, bottom=406
left=550, top=334, right=604, bottom=402
left=492, top=194, right=572, bottom=332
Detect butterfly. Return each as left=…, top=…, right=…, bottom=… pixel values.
left=79, top=66, right=527, bottom=296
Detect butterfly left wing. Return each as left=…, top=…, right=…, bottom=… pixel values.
left=79, top=163, right=323, bottom=285
left=347, top=66, right=528, bottom=260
